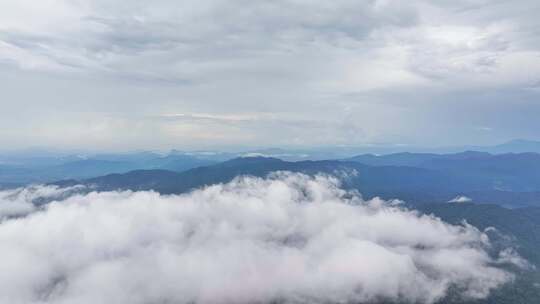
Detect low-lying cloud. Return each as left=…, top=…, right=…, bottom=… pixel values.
left=0, top=173, right=519, bottom=303
left=448, top=195, right=473, bottom=203
left=0, top=184, right=84, bottom=218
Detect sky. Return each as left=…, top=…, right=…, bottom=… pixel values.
left=1, top=0, right=539, bottom=151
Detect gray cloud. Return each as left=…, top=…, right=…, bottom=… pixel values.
left=0, top=173, right=521, bottom=303
left=0, top=0, right=419, bottom=79
left=0, top=0, right=539, bottom=149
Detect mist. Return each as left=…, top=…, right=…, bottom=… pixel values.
left=0, top=173, right=520, bottom=303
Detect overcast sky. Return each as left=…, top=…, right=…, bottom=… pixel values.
left=1, top=0, right=539, bottom=151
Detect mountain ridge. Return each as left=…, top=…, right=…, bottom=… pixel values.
left=52, top=156, right=540, bottom=207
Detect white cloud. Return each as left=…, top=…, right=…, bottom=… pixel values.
left=496, top=248, right=533, bottom=270
left=449, top=195, right=473, bottom=203
left=0, top=173, right=517, bottom=303
left=0, top=184, right=85, bottom=218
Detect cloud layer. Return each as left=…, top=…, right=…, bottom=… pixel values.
left=0, top=184, right=84, bottom=218
left=1, top=0, right=540, bottom=149
left=0, top=173, right=517, bottom=303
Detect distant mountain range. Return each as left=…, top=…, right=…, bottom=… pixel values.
left=241, top=139, right=540, bottom=158
left=3, top=139, right=540, bottom=206
left=347, top=151, right=540, bottom=192
left=232, top=139, right=540, bottom=159
left=53, top=152, right=540, bottom=208
left=0, top=152, right=216, bottom=186
left=3, top=138, right=540, bottom=164
left=476, top=139, right=540, bottom=154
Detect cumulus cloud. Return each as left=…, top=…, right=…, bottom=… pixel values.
left=0, top=173, right=518, bottom=303
left=449, top=195, right=473, bottom=203
left=496, top=248, right=532, bottom=270
left=0, top=184, right=85, bottom=218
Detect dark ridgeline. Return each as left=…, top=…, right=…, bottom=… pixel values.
left=56, top=152, right=540, bottom=208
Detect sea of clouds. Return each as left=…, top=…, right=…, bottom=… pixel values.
left=0, top=173, right=523, bottom=304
